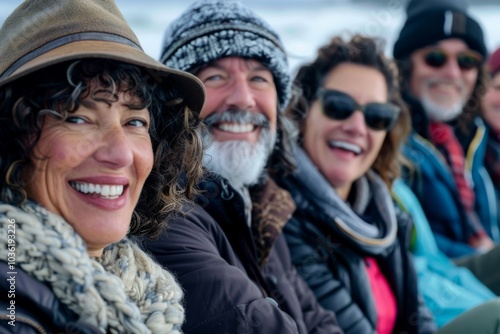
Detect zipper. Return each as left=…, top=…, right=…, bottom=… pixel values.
left=479, top=168, right=500, bottom=241
left=465, top=122, right=500, bottom=241
left=464, top=120, right=485, bottom=188
left=0, top=313, right=48, bottom=334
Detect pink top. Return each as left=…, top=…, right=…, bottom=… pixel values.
left=364, top=257, right=397, bottom=334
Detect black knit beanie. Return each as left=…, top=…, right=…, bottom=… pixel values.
left=393, top=0, right=486, bottom=60
left=159, top=0, right=291, bottom=112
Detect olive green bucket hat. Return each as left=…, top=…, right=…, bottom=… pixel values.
left=0, top=0, right=205, bottom=114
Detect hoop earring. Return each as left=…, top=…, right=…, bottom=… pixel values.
left=5, top=160, right=23, bottom=186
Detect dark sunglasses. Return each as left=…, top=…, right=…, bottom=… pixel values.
left=317, top=88, right=401, bottom=131
left=423, top=49, right=483, bottom=70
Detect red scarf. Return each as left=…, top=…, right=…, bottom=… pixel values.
left=429, top=122, right=475, bottom=210
left=429, top=122, right=487, bottom=244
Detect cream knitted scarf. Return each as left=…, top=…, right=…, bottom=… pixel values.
left=0, top=201, right=184, bottom=333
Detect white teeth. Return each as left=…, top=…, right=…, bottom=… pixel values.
left=101, top=185, right=110, bottom=197
left=70, top=182, right=124, bottom=199
left=217, top=123, right=254, bottom=133
left=328, top=141, right=362, bottom=154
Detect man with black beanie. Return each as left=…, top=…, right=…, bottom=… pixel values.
left=393, top=0, right=499, bottom=259
left=141, top=1, right=342, bottom=333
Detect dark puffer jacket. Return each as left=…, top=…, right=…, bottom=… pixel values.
left=278, top=149, right=436, bottom=334
left=0, top=261, right=101, bottom=334
left=142, top=173, right=342, bottom=334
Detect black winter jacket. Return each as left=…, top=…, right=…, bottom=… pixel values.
left=142, top=173, right=342, bottom=334
left=0, top=261, right=101, bottom=334
left=278, top=149, right=436, bottom=334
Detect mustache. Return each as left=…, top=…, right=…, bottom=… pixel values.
left=424, top=77, right=466, bottom=92
left=203, top=110, right=270, bottom=128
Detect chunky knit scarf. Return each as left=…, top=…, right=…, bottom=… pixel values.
left=0, top=201, right=184, bottom=334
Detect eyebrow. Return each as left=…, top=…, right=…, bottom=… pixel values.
left=244, top=60, right=271, bottom=72
left=80, top=98, right=97, bottom=109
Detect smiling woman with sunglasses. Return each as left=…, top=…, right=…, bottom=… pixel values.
left=276, top=35, right=437, bottom=334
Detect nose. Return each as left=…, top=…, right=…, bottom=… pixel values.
left=225, top=77, right=256, bottom=110
left=94, top=126, right=134, bottom=168
left=441, top=56, right=462, bottom=79
left=341, top=110, right=368, bottom=135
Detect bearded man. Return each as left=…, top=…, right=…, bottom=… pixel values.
left=393, top=0, right=499, bottom=258
left=142, top=1, right=342, bottom=333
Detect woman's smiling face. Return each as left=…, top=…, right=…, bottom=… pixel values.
left=302, top=63, right=388, bottom=200
left=25, top=87, right=153, bottom=256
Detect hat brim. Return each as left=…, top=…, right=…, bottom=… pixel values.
left=0, top=40, right=205, bottom=114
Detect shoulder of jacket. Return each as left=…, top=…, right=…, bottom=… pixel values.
left=0, top=262, right=103, bottom=334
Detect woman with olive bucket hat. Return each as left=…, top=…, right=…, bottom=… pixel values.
left=0, top=0, right=206, bottom=333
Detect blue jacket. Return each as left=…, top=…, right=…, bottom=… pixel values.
left=403, top=117, right=499, bottom=258
left=402, top=91, right=499, bottom=258
left=459, top=118, right=500, bottom=242
left=392, top=179, right=495, bottom=328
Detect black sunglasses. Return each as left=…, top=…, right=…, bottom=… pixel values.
left=317, top=88, right=401, bottom=131
left=423, top=49, right=483, bottom=70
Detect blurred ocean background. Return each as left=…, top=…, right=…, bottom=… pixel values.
left=1, top=0, right=499, bottom=72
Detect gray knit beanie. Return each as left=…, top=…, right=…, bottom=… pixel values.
left=159, top=0, right=291, bottom=112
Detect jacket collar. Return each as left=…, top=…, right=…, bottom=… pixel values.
left=195, top=170, right=295, bottom=267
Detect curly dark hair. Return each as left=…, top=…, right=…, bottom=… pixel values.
left=0, top=59, right=203, bottom=238
left=288, top=35, right=411, bottom=187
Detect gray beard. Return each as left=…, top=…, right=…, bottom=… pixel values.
left=420, top=79, right=467, bottom=122
left=421, top=94, right=464, bottom=122
left=201, top=129, right=276, bottom=190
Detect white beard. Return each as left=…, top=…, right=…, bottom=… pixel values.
left=420, top=79, right=467, bottom=122
left=202, top=131, right=276, bottom=190
left=421, top=93, right=465, bottom=122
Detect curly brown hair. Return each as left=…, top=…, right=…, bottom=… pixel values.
left=288, top=35, right=411, bottom=187
left=0, top=59, right=203, bottom=238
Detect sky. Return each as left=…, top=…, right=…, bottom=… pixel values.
left=1, top=0, right=499, bottom=73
